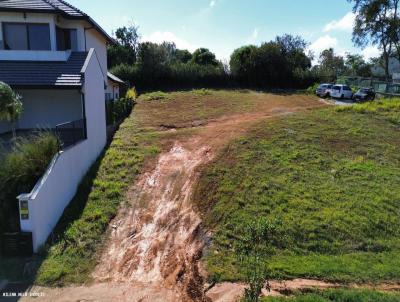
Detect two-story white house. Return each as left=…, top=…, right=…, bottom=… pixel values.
left=0, top=0, right=123, bottom=252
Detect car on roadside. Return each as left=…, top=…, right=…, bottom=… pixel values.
left=353, top=87, right=376, bottom=102
left=330, top=84, right=353, bottom=99
left=316, top=83, right=333, bottom=97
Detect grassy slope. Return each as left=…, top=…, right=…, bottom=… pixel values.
left=0, top=90, right=274, bottom=285
left=194, top=99, right=400, bottom=283
left=262, top=289, right=400, bottom=302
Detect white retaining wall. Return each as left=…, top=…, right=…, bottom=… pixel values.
left=18, top=49, right=107, bottom=252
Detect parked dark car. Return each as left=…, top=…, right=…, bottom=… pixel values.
left=353, top=88, right=376, bottom=102
left=316, top=83, right=333, bottom=97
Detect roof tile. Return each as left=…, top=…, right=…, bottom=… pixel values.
left=0, top=52, right=88, bottom=88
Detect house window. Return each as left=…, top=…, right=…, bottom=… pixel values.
left=56, top=27, right=78, bottom=51
left=3, top=23, right=51, bottom=50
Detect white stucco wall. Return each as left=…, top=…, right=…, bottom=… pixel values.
left=106, top=80, right=120, bottom=100
left=85, top=29, right=108, bottom=77
left=18, top=49, right=107, bottom=252
left=17, top=89, right=83, bottom=129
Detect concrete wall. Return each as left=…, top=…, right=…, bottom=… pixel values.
left=18, top=49, right=107, bottom=252
left=17, top=89, right=83, bottom=129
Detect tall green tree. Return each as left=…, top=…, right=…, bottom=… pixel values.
left=230, top=45, right=257, bottom=84
left=314, top=48, right=346, bottom=81
left=108, top=25, right=140, bottom=68
left=0, top=82, right=23, bottom=139
left=389, top=0, right=400, bottom=65
left=349, top=0, right=399, bottom=79
left=191, top=48, right=219, bottom=66
left=174, top=49, right=192, bottom=63
left=345, top=53, right=373, bottom=76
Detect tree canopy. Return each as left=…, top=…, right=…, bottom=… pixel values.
left=349, top=0, right=399, bottom=79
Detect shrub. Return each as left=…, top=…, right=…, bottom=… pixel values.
left=125, top=87, right=137, bottom=101
left=0, top=132, right=59, bottom=234
left=105, top=89, right=137, bottom=125
left=306, top=83, right=320, bottom=95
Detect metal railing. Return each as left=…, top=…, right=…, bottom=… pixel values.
left=55, top=118, right=87, bottom=149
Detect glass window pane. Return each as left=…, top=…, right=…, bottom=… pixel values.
left=3, top=23, right=28, bottom=50
left=56, top=27, right=67, bottom=50
left=28, top=24, right=50, bottom=50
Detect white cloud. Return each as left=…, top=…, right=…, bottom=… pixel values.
left=142, top=31, right=197, bottom=52
left=210, top=0, right=216, bottom=7
left=247, top=28, right=259, bottom=44
left=308, top=35, right=338, bottom=56
left=324, top=12, right=355, bottom=32
left=362, top=45, right=381, bottom=60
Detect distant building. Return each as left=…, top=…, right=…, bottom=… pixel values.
left=371, top=56, right=400, bottom=79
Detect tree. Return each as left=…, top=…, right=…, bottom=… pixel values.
left=230, top=45, right=257, bottom=84
left=0, top=82, right=23, bottom=139
left=175, top=49, right=192, bottom=63
left=114, top=25, right=140, bottom=49
left=191, top=48, right=219, bottom=66
left=389, top=0, right=400, bottom=65
left=349, top=0, right=399, bottom=79
left=236, top=218, right=284, bottom=302
left=315, top=48, right=346, bottom=81
left=345, top=53, right=373, bottom=76
left=108, top=25, right=140, bottom=68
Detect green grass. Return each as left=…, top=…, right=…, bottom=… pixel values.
left=32, top=112, right=164, bottom=285
left=262, top=289, right=400, bottom=302
left=195, top=99, right=400, bottom=283
left=139, top=91, right=170, bottom=101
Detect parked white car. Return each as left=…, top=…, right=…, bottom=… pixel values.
left=330, top=84, right=353, bottom=99
left=316, top=84, right=333, bottom=97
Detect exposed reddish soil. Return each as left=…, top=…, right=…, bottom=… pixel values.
left=19, top=95, right=328, bottom=302
left=207, top=279, right=400, bottom=302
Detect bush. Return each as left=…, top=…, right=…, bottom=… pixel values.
left=0, top=132, right=59, bottom=234
left=105, top=92, right=136, bottom=126
left=125, top=87, right=137, bottom=101
left=306, top=83, right=320, bottom=95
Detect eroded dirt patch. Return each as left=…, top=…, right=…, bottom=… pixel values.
left=206, top=279, right=400, bottom=302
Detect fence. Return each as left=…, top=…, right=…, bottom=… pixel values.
left=55, top=119, right=87, bottom=149
left=337, top=76, right=400, bottom=96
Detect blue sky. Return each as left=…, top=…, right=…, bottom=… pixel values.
left=68, top=0, right=380, bottom=62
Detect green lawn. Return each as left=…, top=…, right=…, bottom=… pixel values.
left=195, top=99, right=400, bottom=283
left=262, top=289, right=400, bottom=302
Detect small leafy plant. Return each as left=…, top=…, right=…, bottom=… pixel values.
left=236, top=218, right=284, bottom=302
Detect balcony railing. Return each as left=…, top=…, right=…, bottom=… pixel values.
left=55, top=119, right=87, bottom=149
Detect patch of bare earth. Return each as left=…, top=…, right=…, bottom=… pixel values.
left=20, top=95, right=327, bottom=302
left=207, top=279, right=400, bottom=302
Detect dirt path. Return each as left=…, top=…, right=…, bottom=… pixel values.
left=19, top=96, right=326, bottom=302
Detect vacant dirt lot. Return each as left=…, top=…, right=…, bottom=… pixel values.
left=17, top=91, right=326, bottom=302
